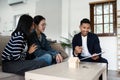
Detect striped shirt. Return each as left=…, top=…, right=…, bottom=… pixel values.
left=2, top=32, right=27, bottom=61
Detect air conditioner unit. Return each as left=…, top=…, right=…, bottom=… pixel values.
left=8, top=0, right=25, bottom=6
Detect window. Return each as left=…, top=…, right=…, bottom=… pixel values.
left=90, top=0, right=117, bottom=36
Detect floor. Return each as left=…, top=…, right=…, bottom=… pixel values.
left=108, top=70, right=120, bottom=80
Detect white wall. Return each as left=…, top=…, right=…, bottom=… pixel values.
left=35, top=0, right=62, bottom=41
left=117, top=0, right=120, bottom=10
left=99, top=37, right=117, bottom=70
left=0, top=0, right=37, bottom=36
left=0, top=0, right=62, bottom=41
left=62, top=0, right=118, bottom=70
left=62, top=0, right=101, bottom=37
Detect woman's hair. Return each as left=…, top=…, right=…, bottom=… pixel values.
left=33, top=15, right=45, bottom=25
left=12, top=14, right=33, bottom=39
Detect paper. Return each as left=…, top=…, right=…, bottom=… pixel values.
left=80, top=52, right=103, bottom=61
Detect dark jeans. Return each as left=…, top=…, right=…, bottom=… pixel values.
left=2, top=60, right=48, bottom=76
left=81, top=57, right=108, bottom=63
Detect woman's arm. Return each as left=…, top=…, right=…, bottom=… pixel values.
left=9, top=34, right=25, bottom=60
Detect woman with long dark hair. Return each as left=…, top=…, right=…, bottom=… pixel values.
left=2, top=14, right=48, bottom=75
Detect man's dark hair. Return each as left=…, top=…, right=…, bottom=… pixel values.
left=80, top=18, right=90, bottom=25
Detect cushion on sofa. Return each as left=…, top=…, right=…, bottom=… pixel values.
left=0, top=71, right=24, bottom=80
left=0, top=35, right=10, bottom=65
left=50, top=43, right=68, bottom=59
left=0, top=65, right=24, bottom=80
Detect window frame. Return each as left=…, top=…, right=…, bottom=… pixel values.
left=89, top=0, right=117, bottom=36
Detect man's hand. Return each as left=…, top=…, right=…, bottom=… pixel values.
left=74, top=46, right=82, bottom=55
left=91, top=53, right=99, bottom=60
left=56, top=53, right=63, bottom=63
left=28, top=44, right=37, bottom=54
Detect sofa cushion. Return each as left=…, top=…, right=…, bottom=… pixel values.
left=0, top=35, right=10, bottom=65
left=50, top=43, right=68, bottom=59
left=0, top=66, right=24, bottom=80
left=0, top=71, right=24, bottom=80
left=0, top=72, right=19, bottom=80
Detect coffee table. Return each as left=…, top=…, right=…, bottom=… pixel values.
left=25, top=62, right=107, bottom=80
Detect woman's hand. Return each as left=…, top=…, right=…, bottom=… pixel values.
left=28, top=44, right=37, bottom=54
left=56, top=53, right=63, bottom=63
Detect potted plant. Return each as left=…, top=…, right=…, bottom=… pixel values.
left=60, top=31, right=79, bottom=49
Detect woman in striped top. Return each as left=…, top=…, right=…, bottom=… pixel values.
left=2, top=14, right=48, bottom=75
